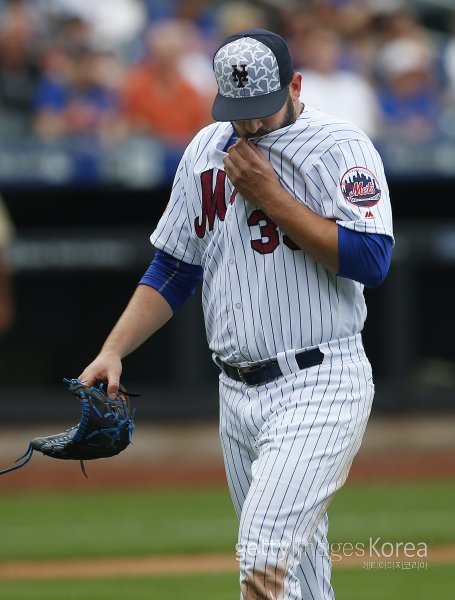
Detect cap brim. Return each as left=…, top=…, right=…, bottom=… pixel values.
left=212, top=86, right=289, bottom=122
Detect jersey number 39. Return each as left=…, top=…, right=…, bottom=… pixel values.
left=195, top=169, right=299, bottom=255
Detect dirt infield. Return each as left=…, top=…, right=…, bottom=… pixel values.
left=1, top=417, right=455, bottom=491
left=0, top=545, right=454, bottom=581
left=0, top=450, right=454, bottom=492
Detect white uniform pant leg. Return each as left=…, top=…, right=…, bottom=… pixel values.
left=220, top=352, right=374, bottom=600
left=219, top=378, right=257, bottom=518
left=297, top=512, right=334, bottom=600
left=220, top=400, right=333, bottom=599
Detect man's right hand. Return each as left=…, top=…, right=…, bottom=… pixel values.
left=78, top=352, right=122, bottom=400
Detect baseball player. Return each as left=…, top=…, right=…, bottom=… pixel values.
left=80, top=29, right=393, bottom=599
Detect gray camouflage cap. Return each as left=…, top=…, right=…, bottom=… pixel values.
left=212, top=29, right=294, bottom=122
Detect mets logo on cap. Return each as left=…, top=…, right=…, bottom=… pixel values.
left=340, top=167, right=381, bottom=207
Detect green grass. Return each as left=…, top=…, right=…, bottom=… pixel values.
left=332, top=563, right=455, bottom=600
left=1, top=482, right=454, bottom=562
left=1, top=483, right=454, bottom=599
left=328, top=481, right=455, bottom=545
left=0, top=573, right=239, bottom=600
left=0, top=566, right=453, bottom=600
left=0, top=488, right=238, bottom=561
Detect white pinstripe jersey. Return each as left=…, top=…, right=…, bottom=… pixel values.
left=151, top=105, right=394, bottom=365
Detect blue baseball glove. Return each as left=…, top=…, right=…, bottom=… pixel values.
left=0, top=378, right=137, bottom=478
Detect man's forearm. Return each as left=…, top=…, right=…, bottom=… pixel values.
left=101, top=284, right=173, bottom=359
left=258, top=187, right=339, bottom=273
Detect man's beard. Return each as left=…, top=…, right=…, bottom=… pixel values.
left=233, top=95, right=297, bottom=140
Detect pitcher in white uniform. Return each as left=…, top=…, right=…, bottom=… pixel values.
left=80, top=29, right=394, bottom=599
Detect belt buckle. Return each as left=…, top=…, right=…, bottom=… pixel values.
left=237, top=358, right=277, bottom=385
left=237, top=365, right=254, bottom=385
left=237, top=363, right=261, bottom=385
left=238, top=371, right=249, bottom=385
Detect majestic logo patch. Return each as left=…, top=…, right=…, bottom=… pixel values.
left=232, top=64, right=248, bottom=88
left=341, top=167, right=381, bottom=207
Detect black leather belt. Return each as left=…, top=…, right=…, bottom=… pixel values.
left=218, top=347, right=324, bottom=386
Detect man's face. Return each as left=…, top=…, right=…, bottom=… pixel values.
left=231, top=94, right=297, bottom=140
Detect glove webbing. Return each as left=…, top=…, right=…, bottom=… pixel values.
left=0, top=382, right=137, bottom=478
left=74, top=394, right=136, bottom=478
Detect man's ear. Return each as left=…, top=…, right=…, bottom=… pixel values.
left=289, top=73, right=302, bottom=100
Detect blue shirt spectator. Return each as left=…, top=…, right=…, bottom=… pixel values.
left=375, top=38, right=442, bottom=141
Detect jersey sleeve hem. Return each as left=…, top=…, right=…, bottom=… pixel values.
left=150, top=232, right=202, bottom=266
left=336, top=221, right=395, bottom=244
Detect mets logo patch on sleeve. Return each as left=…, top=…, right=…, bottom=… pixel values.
left=340, top=167, right=381, bottom=207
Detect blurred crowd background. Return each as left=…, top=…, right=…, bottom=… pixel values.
left=1, top=0, right=455, bottom=421
left=1, top=0, right=455, bottom=146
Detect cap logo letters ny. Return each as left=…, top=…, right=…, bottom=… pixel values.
left=232, top=64, right=248, bottom=88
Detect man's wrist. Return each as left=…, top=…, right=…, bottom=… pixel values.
left=258, top=186, right=295, bottom=216
left=99, top=347, right=122, bottom=361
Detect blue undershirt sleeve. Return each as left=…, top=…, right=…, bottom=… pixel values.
left=139, top=250, right=203, bottom=312
left=337, top=227, right=393, bottom=288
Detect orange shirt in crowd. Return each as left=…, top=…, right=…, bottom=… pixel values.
left=122, top=63, right=211, bottom=145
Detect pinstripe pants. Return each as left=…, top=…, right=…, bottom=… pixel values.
left=219, top=334, right=374, bottom=600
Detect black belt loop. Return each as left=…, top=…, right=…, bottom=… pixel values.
left=219, top=348, right=324, bottom=386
